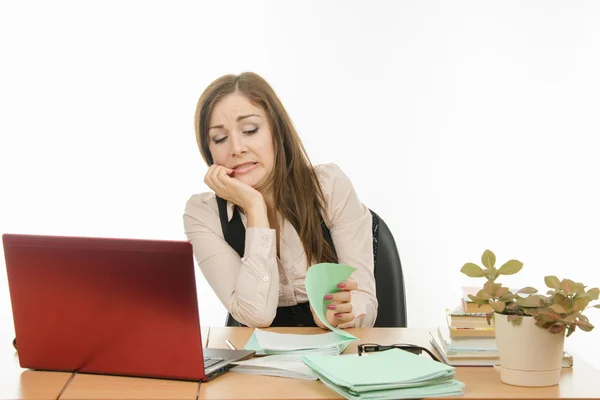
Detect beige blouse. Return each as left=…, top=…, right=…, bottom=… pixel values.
left=183, top=163, right=377, bottom=328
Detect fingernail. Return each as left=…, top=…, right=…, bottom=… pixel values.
left=327, top=304, right=336, bottom=310
left=335, top=313, right=343, bottom=318
left=337, top=283, right=346, bottom=288
left=324, top=294, right=333, bottom=300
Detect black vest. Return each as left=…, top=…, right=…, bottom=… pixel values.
left=216, top=196, right=378, bottom=327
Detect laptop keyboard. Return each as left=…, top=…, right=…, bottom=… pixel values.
left=204, top=357, right=225, bottom=368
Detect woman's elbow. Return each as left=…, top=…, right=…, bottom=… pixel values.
left=230, top=306, right=276, bottom=328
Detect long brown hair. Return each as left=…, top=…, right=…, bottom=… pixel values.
left=194, top=72, right=337, bottom=265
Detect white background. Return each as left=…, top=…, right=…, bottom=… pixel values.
left=1, top=1, right=599, bottom=369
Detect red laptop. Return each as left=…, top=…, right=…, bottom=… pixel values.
left=2, top=233, right=254, bottom=381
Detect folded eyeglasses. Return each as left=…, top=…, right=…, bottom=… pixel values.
left=357, top=343, right=442, bottom=362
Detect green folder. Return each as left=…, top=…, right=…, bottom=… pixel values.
left=302, top=349, right=465, bottom=399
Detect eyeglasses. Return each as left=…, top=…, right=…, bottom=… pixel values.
left=357, top=343, right=442, bottom=363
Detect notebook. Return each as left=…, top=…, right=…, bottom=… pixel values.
left=3, top=233, right=255, bottom=381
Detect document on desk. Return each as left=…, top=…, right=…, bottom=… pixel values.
left=243, top=263, right=359, bottom=356
left=230, top=354, right=318, bottom=380
left=245, top=328, right=354, bottom=356
left=302, top=349, right=465, bottom=400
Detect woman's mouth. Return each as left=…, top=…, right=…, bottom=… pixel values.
left=231, top=162, right=258, bottom=175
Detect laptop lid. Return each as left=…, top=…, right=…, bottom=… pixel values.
left=3, top=233, right=253, bottom=381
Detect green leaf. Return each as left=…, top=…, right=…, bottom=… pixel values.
left=498, top=260, right=523, bottom=275
left=461, top=263, right=484, bottom=278
left=554, top=293, right=570, bottom=312
left=549, top=324, right=566, bottom=334
left=481, top=250, right=496, bottom=269
left=484, top=280, right=496, bottom=297
left=550, top=304, right=567, bottom=314
left=496, top=286, right=509, bottom=298
left=468, top=294, right=489, bottom=305
left=561, top=279, right=575, bottom=295
left=575, top=320, right=595, bottom=332
left=490, top=301, right=506, bottom=313
left=508, top=314, right=521, bottom=322
left=517, top=286, right=538, bottom=295
left=544, top=276, right=561, bottom=289
left=573, top=297, right=590, bottom=312
left=499, top=293, right=514, bottom=302
left=563, top=314, right=578, bottom=323
left=476, top=289, right=492, bottom=300
left=509, top=315, right=523, bottom=325
left=587, top=288, right=600, bottom=301
left=594, top=305, right=600, bottom=309
left=517, top=295, right=543, bottom=307
left=573, top=283, right=586, bottom=295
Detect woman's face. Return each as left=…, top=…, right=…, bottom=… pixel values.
left=208, top=92, right=275, bottom=188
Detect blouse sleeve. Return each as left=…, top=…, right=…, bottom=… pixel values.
left=183, top=194, right=280, bottom=327
left=317, top=164, right=378, bottom=328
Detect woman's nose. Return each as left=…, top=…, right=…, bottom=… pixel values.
left=229, top=133, right=247, bottom=156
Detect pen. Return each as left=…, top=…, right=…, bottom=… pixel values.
left=225, top=339, right=237, bottom=350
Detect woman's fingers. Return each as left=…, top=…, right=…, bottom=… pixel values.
left=337, top=279, right=358, bottom=291
left=326, top=302, right=352, bottom=314
left=325, top=291, right=351, bottom=303
left=204, top=165, right=233, bottom=196
left=322, top=278, right=358, bottom=328
left=334, top=312, right=355, bottom=323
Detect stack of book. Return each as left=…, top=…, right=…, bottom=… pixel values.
left=430, top=287, right=573, bottom=367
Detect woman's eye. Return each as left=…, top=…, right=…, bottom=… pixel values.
left=243, top=128, right=258, bottom=135
left=213, top=136, right=227, bottom=144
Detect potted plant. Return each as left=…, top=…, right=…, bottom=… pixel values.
left=460, top=249, right=600, bottom=387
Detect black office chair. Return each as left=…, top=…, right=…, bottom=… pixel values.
left=225, top=209, right=408, bottom=327
left=370, top=210, right=407, bottom=327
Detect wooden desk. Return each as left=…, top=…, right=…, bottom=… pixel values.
left=4, top=327, right=600, bottom=399
left=204, top=327, right=600, bottom=400
left=17, top=327, right=209, bottom=400
left=0, top=329, right=72, bottom=399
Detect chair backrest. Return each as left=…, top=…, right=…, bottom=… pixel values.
left=225, top=209, right=408, bottom=327
left=370, top=210, right=408, bottom=327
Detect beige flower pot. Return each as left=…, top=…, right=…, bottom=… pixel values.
left=493, top=313, right=565, bottom=387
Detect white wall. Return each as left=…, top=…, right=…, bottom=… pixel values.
left=1, top=0, right=599, bottom=369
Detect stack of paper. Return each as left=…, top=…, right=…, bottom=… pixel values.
left=244, top=328, right=355, bottom=356
left=302, top=349, right=465, bottom=400
left=230, top=354, right=318, bottom=380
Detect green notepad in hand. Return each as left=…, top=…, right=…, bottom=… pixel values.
left=304, top=262, right=359, bottom=339
left=302, top=349, right=465, bottom=400
left=243, top=263, right=359, bottom=357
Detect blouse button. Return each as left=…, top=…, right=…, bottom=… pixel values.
left=262, top=276, right=269, bottom=282
left=262, top=235, right=269, bottom=241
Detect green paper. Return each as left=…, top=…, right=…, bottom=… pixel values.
left=243, top=329, right=353, bottom=356
left=305, top=263, right=358, bottom=339
left=302, top=349, right=465, bottom=399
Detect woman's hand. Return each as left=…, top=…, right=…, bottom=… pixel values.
left=204, top=164, right=264, bottom=212
left=311, top=279, right=358, bottom=329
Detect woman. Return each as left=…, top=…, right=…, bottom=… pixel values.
left=184, top=72, right=377, bottom=329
